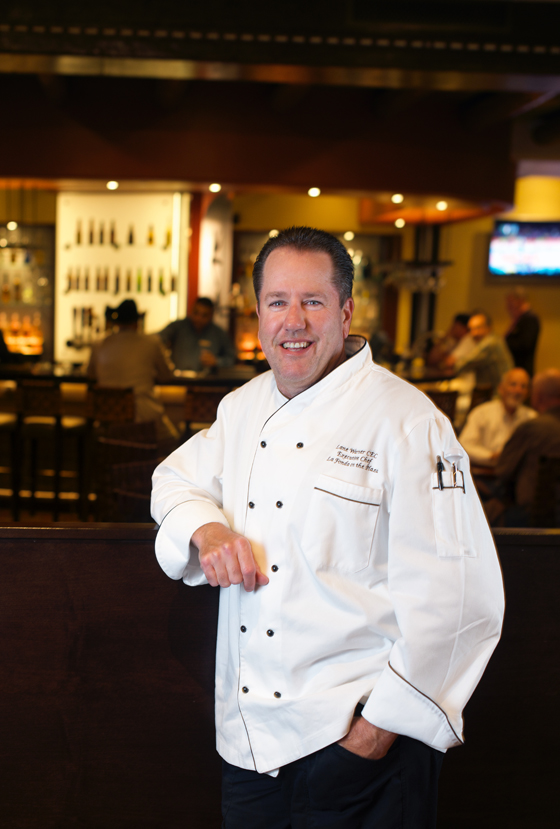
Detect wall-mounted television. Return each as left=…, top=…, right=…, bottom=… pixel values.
left=488, top=220, right=560, bottom=281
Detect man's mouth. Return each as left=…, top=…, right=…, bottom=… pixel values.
left=281, top=342, right=311, bottom=350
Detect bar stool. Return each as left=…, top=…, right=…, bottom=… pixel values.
left=0, top=381, right=20, bottom=519
left=17, top=380, right=88, bottom=521
left=184, top=385, right=232, bottom=440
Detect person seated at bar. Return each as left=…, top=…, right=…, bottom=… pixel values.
left=493, top=368, right=560, bottom=526
left=426, top=312, right=475, bottom=367
left=445, top=311, right=513, bottom=395
left=505, top=287, right=540, bottom=377
left=158, top=297, right=236, bottom=372
left=87, top=299, right=178, bottom=441
left=460, top=368, right=536, bottom=467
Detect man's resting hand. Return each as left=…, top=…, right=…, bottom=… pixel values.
left=191, top=523, right=269, bottom=592
left=337, top=716, right=397, bottom=760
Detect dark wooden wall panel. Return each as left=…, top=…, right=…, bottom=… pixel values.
left=0, top=526, right=557, bottom=828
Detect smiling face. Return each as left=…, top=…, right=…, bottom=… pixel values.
left=499, top=368, right=530, bottom=414
left=256, top=247, right=354, bottom=399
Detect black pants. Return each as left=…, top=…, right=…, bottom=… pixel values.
left=222, top=735, right=444, bottom=829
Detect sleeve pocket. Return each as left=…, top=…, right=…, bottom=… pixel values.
left=431, top=472, right=476, bottom=558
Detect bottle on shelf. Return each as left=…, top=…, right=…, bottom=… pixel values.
left=114, top=267, right=120, bottom=295
left=110, top=221, right=118, bottom=249
left=128, top=225, right=134, bottom=245
left=158, top=268, right=166, bottom=295
left=22, top=274, right=34, bottom=303
left=13, top=274, right=21, bottom=302
left=89, top=220, right=95, bottom=244
left=136, top=268, right=142, bottom=292
left=104, top=267, right=109, bottom=291
left=147, top=269, right=152, bottom=292
left=74, top=268, right=80, bottom=291
left=126, top=269, right=132, bottom=292
left=162, top=227, right=171, bottom=250
left=2, top=274, right=10, bottom=303
left=170, top=274, right=177, bottom=293
left=65, top=268, right=72, bottom=294
left=84, top=267, right=90, bottom=291
left=76, top=220, right=82, bottom=245
left=99, top=222, right=104, bottom=245
left=147, top=225, right=154, bottom=246
left=96, top=268, right=102, bottom=291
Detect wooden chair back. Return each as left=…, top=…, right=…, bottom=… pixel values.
left=531, top=455, right=560, bottom=528
left=87, top=386, right=135, bottom=423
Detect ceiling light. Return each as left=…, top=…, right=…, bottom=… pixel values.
left=391, top=193, right=404, bottom=204
left=209, top=183, right=222, bottom=193
left=269, top=229, right=279, bottom=238
left=6, top=221, right=17, bottom=230
left=436, top=200, right=448, bottom=211
left=106, top=180, right=119, bottom=190
left=395, top=218, right=406, bottom=228
left=343, top=231, right=355, bottom=241
left=308, top=187, right=321, bottom=197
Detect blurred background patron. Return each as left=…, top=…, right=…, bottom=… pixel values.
left=505, top=288, right=541, bottom=377
left=159, top=297, right=236, bottom=372
left=446, top=312, right=513, bottom=395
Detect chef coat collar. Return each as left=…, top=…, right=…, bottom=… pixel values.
left=272, top=334, right=370, bottom=412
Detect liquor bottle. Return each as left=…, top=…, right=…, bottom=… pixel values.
left=65, top=269, right=72, bottom=294
left=162, top=228, right=171, bottom=250
left=126, top=269, right=132, bottom=292
left=158, top=268, right=166, bottom=295
left=76, top=220, right=82, bottom=245
left=147, top=269, right=152, bottom=292
left=170, top=274, right=177, bottom=293
left=74, top=268, right=80, bottom=291
left=89, top=220, right=94, bottom=244
left=104, top=268, right=109, bottom=291
left=147, top=225, right=154, bottom=246
left=13, top=274, right=21, bottom=302
left=114, top=267, right=120, bottom=295
left=96, top=268, right=102, bottom=291
left=2, top=274, right=10, bottom=303
left=99, top=222, right=104, bottom=245
left=128, top=225, right=134, bottom=245
left=110, top=221, right=118, bottom=248
left=84, top=267, right=90, bottom=291
left=22, top=275, right=34, bottom=303
left=136, top=268, right=142, bottom=292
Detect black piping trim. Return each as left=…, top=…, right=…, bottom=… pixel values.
left=313, top=487, right=380, bottom=506
left=388, top=662, right=463, bottom=745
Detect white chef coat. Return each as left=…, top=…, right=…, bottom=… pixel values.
left=459, top=398, right=537, bottom=466
left=152, top=336, right=504, bottom=774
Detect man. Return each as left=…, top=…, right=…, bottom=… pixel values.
left=158, top=297, right=236, bottom=372
left=426, top=312, right=475, bottom=367
left=87, top=299, right=177, bottom=440
left=460, top=367, right=536, bottom=467
left=446, top=311, right=513, bottom=395
left=151, top=227, right=504, bottom=828
left=495, top=368, right=560, bottom=525
left=505, top=288, right=540, bottom=376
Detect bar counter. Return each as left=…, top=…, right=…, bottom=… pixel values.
left=0, top=524, right=557, bottom=828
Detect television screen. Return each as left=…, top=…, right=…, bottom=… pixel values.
left=488, top=220, right=560, bottom=279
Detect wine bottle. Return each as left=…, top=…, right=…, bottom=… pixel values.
left=99, top=222, right=104, bottom=245
left=84, top=267, right=90, bottom=291
left=170, top=274, right=177, bottom=293
left=89, top=220, right=94, bottom=244
left=114, top=267, right=120, bottom=295
left=147, top=269, right=152, bottom=292
left=147, top=225, right=154, bottom=246
left=128, top=225, right=134, bottom=245
left=96, top=268, right=101, bottom=291
left=126, top=269, right=132, bottom=292
left=136, top=269, right=142, bottom=292
left=110, top=221, right=118, bottom=248
left=104, top=268, right=109, bottom=291
left=13, top=275, right=21, bottom=302
left=158, top=268, right=166, bottom=295
left=65, top=269, right=72, bottom=294
left=74, top=268, right=80, bottom=291
left=76, top=220, right=82, bottom=245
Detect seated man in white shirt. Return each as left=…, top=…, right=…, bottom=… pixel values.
left=460, top=368, right=536, bottom=467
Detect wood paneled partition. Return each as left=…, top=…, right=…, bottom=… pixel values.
left=0, top=525, right=557, bottom=828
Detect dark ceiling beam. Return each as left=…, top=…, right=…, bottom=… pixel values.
left=462, top=90, right=559, bottom=131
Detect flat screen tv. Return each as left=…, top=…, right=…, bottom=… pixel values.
left=488, top=220, right=560, bottom=281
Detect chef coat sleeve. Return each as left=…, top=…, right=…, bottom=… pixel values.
left=361, top=414, right=504, bottom=752
left=151, top=407, right=231, bottom=585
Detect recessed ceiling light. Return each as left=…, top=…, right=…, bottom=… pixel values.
left=106, top=180, right=119, bottom=190
left=308, top=187, right=321, bottom=197
left=395, top=218, right=406, bottom=228
left=269, top=229, right=279, bottom=237
left=391, top=193, right=404, bottom=204
left=343, top=231, right=355, bottom=241
left=436, top=200, right=448, bottom=211
left=209, top=183, right=222, bottom=193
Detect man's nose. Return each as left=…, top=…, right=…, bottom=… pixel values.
left=284, top=302, right=306, bottom=330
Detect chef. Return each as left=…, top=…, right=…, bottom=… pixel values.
left=151, top=226, right=504, bottom=829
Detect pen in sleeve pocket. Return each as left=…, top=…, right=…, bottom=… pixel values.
left=436, top=455, right=444, bottom=490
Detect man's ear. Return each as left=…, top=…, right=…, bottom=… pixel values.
left=342, top=297, right=354, bottom=338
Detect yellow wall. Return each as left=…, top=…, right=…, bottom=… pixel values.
left=0, top=189, right=56, bottom=224
left=436, top=177, right=560, bottom=373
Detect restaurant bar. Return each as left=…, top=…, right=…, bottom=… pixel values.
left=0, top=2, right=558, bottom=827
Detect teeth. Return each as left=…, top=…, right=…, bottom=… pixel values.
left=282, top=342, right=310, bottom=349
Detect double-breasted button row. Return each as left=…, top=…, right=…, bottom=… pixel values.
left=240, top=687, right=282, bottom=698
left=259, top=440, right=303, bottom=448
left=239, top=626, right=274, bottom=636
left=247, top=501, right=284, bottom=508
